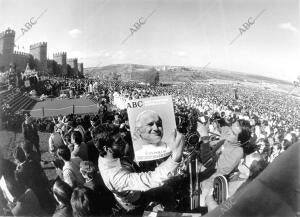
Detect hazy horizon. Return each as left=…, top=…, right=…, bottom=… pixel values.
left=0, top=0, right=299, bottom=82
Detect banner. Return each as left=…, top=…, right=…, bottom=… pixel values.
left=127, top=95, right=176, bottom=161
left=113, top=94, right=128, bottom=110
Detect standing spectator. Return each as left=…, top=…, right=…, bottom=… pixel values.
left=21, top=140, right=41, bottom=163
left=96, top=128, right=184, bottom=215
left=49, top=127, right=65, bottom=155
left=57, top=145, right=85, bottom=188
left=15, top=141, right=56, bottom=214
left=70, top=131, right=89, bottom=161
left=22, top=113, right=40, bottom=156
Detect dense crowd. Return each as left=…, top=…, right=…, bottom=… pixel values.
left=0, top=79, right=299, bottom=216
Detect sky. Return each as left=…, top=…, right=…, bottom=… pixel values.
left=0, top=0, right=299, bottom=81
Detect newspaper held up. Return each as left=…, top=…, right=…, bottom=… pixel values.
left=127, top=95, right=176, bottom=162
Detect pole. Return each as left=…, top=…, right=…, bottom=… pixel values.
left=73, top=104, right=75, bottom=114
left=42, top=107, right=45, bottom=117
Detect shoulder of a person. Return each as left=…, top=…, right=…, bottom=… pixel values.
left=232, top=146, right=243, bottom=157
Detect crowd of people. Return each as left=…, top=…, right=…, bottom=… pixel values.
left=0, top=78, right=299, bottom=216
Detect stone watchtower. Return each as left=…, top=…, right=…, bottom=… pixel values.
left=53, top=52, right=67, bottom=76
left=30, top=42, right=47, bottom=72
left=0, top=28, right=15, bottom=55
left=78, top=62, right=84, bottom=76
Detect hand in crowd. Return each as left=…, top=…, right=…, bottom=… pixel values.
left=168, top=129, right=185, bottom=162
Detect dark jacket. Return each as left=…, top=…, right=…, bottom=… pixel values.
left=22, top=122, right=39, bottom=144
left=11, top=188, right=43, bottom=216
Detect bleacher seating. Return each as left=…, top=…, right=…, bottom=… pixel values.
left=1, top=89, right=37, bottom=114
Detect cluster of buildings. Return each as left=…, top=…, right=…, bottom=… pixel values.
left=0, top=28, right=84, bottom=77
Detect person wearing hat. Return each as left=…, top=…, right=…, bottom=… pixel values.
left=22, top=113, right=40, bottom=156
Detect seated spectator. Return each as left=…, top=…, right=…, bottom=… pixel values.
left=268, top=142, right=281, bottom=162
left=71, top=186, right=98, bottom=217
left=57, top=145, right=85, bottom=188
left=199, top=119, right=252, bottom=206
left=52, top=179, right=73, bottom=217
left=71, top=131, right=89, bottom=161
left=216, top=119, right=251, bottom=175
left=206, top=152, right=268, bottom=211
left=96, top=127, right=184, bottom=215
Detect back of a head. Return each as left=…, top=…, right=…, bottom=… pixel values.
left=94, top=125, right=119, bottom=155
left=80, top=161, right=97, bottom=179
left=57, top=145, right=71, bottom=161
left=71, top=186, right=96, bottom=217
left=94, top=131, right=114, bottom=157
left=53, top=179, right=73, bottom=205
left=72, top=130, right=83, bottom=145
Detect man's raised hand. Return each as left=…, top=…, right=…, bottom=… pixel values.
left=169, top=129, right=185, bottom=162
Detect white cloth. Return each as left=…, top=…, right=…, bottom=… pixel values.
left=62, top=158, right=85, bottom=188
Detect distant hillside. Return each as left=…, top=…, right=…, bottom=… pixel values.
left=84, top=63, right=292, bottom=85
left=85, top=64, right=158, bottom=83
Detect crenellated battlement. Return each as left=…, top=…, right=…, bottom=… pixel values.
left=0, top=28, right=16, bottom=38
left=53, top=52, right=67, bottom=57
left=13, top=51, right=30, bottom=57
left=30, top=42, right=47, bottom=49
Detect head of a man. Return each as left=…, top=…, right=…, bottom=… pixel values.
left=135, top=110, right=163, bottom=145
left=57, top=145, right=71, bottom=162
left=95, top=127, right=126, bottom=159
left=71, top=131, right=82, bottom=145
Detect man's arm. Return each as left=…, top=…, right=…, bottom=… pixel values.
left=113, top=130, right=184, bottom=192
left=112, top=156, right=179, bottom=192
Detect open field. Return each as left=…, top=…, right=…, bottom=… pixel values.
left=29, top=97, right=98, bottom=117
